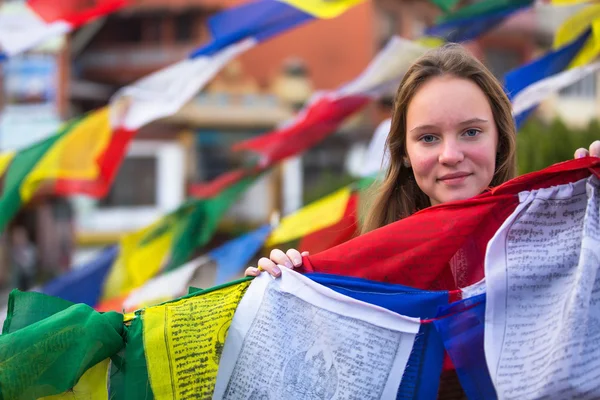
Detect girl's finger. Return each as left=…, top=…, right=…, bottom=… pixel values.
left=258, top=257, right=282, bottom=277
left=590, top=140, right=600, bottom=158
left=269, top=249, right=294, bottom=269
left=245, top=267, right=260, bottom=277
left=286, top=249, right=303, bottom=267
left=575, top=147, right=589, bottom=159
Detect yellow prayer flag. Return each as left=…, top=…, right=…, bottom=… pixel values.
left=416, top=36, right=446, bottom=48
left=20, top=107, right=112, bottom=203
left=0, top=150, right=16, bottom=176
left=144, top=281, right=251, bottom=399
left=41, top=359, right=110, bottom=400
left=101, top=217, right=175, bottom=300
left=553, top=4, right=600, bottom=68
left=267, top=187, right=351, bottom=246
left=554, top=4, right=600, bottom=49
left=568, top=19, right=600, bottom=68
left=279, top=0, right=365, bottom=18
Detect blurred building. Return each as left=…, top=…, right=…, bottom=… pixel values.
left=68, top=0, right=380, bottom=257
left=69, top=0, right=279, bottom=254
left=0, top=0, right=75, bottom=287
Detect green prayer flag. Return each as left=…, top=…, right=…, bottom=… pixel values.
left=109, top=317, right=154, bottom=400
left=436, top=0, right=533, bottom=23
left=428, top=0, right=460, bottom=12
left=164, top=176, right=257, bottom=272
left=0, top=119, right=82, bottom=233
left=0, top=135, right=62, bottom=233
left=0, top=291, right=124, bottom=399
left=3, top=290, right=74, bottom=334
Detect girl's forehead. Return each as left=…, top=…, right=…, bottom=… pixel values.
left=406, top=76, right=494, bottom=129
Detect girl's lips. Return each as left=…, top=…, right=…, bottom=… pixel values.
left=438, top=173, right=472, bottom=185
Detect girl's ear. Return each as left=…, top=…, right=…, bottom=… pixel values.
left=403, top=158, right=411, bottom=168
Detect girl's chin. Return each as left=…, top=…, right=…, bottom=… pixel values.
left=434, top=190, right=481, bottom=204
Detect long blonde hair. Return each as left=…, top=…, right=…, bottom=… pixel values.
left=362, top=44, right=517, bottom=234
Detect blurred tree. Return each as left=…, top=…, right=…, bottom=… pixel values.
left=517, top=117, right=600, bottom=175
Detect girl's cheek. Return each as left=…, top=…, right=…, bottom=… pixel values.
left=412, top=153, right=438, bottom=174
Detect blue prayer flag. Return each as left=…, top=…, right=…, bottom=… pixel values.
left=425, top=3, right=531, bottom=43
left=190, top=0, right=313, bottom=58
left=210, top=224, right=272, bottom=285
left=41, top=245, right=118, bottom=306
left=505, top=29, right=589, bottom=128
left=306, top=273, right=449, bottom=400
left=433, top=294, right=496, bottom=400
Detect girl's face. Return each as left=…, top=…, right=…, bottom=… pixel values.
left=405, top=75, right=499, bottom=206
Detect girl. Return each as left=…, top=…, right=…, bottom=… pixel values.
left=246, top=43, right=600, bottom=278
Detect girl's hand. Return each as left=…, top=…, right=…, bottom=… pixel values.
left=574, top=140, right=600, bottom=158
left=245, top=248, right=309, bottom=278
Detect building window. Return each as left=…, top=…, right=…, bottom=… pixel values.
left=196, top=129, right=259, bottom=181
left=98, top=156, right=157, bottom=208
left=175, top=14, right=195, bottom=42
left=100, top=16, right=143, bottom=43
left=73, top=141, right=185, bottom=233
left=559, top=73, right=597, bottom=99
left=143, top=15, right=163, bottom=43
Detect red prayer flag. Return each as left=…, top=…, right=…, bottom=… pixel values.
left=299, top=192, right=359, bottom=254
left=300, top=158, right=600, bottom=291
left=190, top=95, right=370, bottom=198
left=233, top=95, right=370, bottom=163
left=27, top=0, right=128, bottom=27
left=44, top=127, right=137, bottom=198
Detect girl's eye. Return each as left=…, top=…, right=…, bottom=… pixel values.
left=420, top=134, right=437, bottom=143
left=463, top=129, right=480, bottom=137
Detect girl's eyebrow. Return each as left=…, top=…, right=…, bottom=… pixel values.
left=457, top=118, right=488, bottom=127
left=409, top=118, right=488, bottom=133
left=409, top=124, right=438, bottom=133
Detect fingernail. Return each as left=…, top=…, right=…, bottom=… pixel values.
left=292, top=257, right=302, bottom=266
left=284, top=261, right=293, bottom=269
left=273, top=265, right=282, bottom=276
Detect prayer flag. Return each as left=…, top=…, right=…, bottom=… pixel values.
left=267, top=187, right=352, bottom=246
left=299, top=158, right=600, bottom=291
left=210, top=224, right=272, bottom=284
left=190, top=37, right=430, bottom=198
left=298, top=192, right=360, bottom=254
left=511, top=60, right=600, bottom=117
left=553, top=4, right=600, bottom=68
left=120, top=256, right=211, bottom=313
left=425, top=0, right=533, bottom=42
left=0, top=108, right=136, bottom=233
left=428, top=0, right=461, bottom=12
left=307, top=273, right=449, bottom=399
left=433, top=294, right=495, bottom=400
left=41, top=246, right=118, bottom=306
left=278, top=0, right=365, bottom=19
left=111, top=0, right=363, bottom=130
left=0, top=0, right=128, bottom=58
left=506, top=28, right=590, bottom=128
left=119, top=224, right=271, bottom=311
left=484, top=173, right=600, bottom=399
left=143, top=279, right=252, bottom=398
left=101, top=177, right=256, bottom=301
left=111, top=39, right=256, bottom=131
left=0, top=290, right=123, bottom=399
